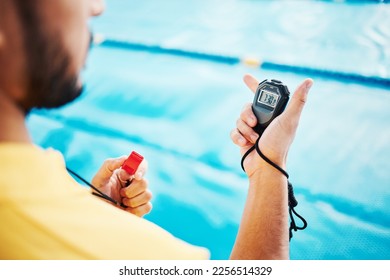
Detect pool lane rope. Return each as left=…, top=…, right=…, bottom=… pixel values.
left=93, top=34, right=390, bottom=89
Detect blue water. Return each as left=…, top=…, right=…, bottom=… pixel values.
left=27, top=0, right=390, bottom=259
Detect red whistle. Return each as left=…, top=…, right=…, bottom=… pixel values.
left=121, top=151, right=144, bottom=175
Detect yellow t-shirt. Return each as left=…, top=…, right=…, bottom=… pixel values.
left=0, top=143, right=209, bottom=260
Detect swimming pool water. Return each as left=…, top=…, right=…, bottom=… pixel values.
left=27, top=0, right=390, bottom=259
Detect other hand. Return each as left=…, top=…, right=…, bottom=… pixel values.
left=91, top=156, right=152, bottom=217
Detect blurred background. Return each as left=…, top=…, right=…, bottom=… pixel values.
left=27, top=0, right=390, bottom=259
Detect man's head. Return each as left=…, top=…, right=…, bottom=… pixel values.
left=0, top=0, right=105, bottom=114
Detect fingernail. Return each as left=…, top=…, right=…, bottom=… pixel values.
left=238, top=137, right=246, bottom=145
left=305, top=80, right=313, bottom=91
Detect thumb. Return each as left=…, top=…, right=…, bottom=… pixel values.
left=95, top=156, right=127, bottom=183
left=281, top=78, right=313, bottom=126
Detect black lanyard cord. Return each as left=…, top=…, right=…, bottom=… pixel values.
left=241, top=137, right=307, bottom=241
left=288, top=181, right=308, bottom=239
left=66, top=167, right=126, bottom=208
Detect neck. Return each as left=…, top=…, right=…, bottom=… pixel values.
left=0, top=91, right=31, bottom=143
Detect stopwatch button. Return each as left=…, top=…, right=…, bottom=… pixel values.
left=271, top=79, right=282, bottom=84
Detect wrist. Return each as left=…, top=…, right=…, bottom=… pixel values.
left=241, top=140, right=288, bottom=177
left=257, top=142, right=287, bottom=170
left=248, top=156, right=286, bottom=180
left=257, top=145, right=289, bottom=179
left=245, top=141, right=288, bottom=180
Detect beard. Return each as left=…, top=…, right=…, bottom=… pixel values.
left=23, top=39, right=84, bottom=112
left=13, top=1, right=86, bottom=114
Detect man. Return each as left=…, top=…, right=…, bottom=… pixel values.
left=0, top=0, right=313, bottom=259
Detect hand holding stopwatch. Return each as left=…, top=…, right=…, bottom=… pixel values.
left=252, top=79, right=290, bottom=136
left=241, top=79, right=290, bottom=172
left=241, top=79, right=307, bottom=241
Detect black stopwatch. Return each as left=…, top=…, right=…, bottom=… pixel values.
left=252, top=79, right=290, bottom=135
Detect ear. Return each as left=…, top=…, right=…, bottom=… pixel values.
left=0, top=28, right=4, bottom=50
left=0, top=32, right=3, bottom=48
